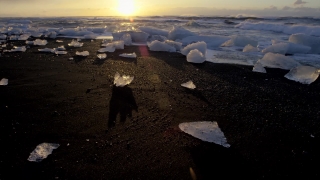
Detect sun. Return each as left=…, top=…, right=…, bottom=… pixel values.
left=117, top=0, right=136, bottom=16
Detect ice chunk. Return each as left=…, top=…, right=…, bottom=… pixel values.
left=181, top=41, right=207, bottom=56
left=54, top=46, right=66, bottom=51
left=33, top=39, right=48, bottom=46
left=120, top=33, right=132, bottom=46
left=0, top=78, right=8, bottom=85
left=164, top=40, right=182, bottom=51
left=112, top=40, right=125, bottom=49
left=6, top=46, right=26, bottom=52
left=168, top=26, right=196, bottom=41
left=187, top=49, right=205, bottom=63
left=119, top=52, right=137, bottom=58
left=243, top=44, right=259, bottom=52
left=179, top=121, right=230, bottom=148
left=98, top=46, right=115, bottom=53
left=221, top=35, right=258, bottom=47
left=84, top=34, right=97, bottom=39
left=55, top=51, right=67, bottom=55
left=262, top=43, right=288, bottom=54
left=179, top=35, right=230, bottom=48
left=113, top=31, right=149, bottom=42
left=259, top=53, right=301, bottom=70
left=38, top=48, right=55, bottom=53
left=27, top=143, right=60, bottom=162
left=252, top=62, right=266, bottom=73
left=18, top=34, right=30, bottom=40
left=97, top=53, right=107, bottom=59
left=114, top=72, right=134, bottom=87
left=289, top=33, right=320, bottom=54
left=284, top=66, right=320, bottom=84
left=31, top=32, right=43, bottom=38
left=148, top=35, right=168, bottom=42
left=139, top=26, right=169, bottom=37
left=68, top=39, right=83, bottom=47
left=56, top=40, right=63, bottom=43
left=181, top=80, right=196, bottom=89
left=262, top=42, right=311, bottom=55
left=76, top=51, right=89, bottom=56
left=148, top=40, right=176, bottom=52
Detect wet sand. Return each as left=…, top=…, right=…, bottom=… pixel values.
left=1, top=38, right=320, bottom=179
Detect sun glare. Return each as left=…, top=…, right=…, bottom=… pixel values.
left=117, top=0, right=135, bottom=16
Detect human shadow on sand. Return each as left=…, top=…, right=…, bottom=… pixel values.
left=108, top=85, right=138, bottom=128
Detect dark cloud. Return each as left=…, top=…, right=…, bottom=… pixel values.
left=294, top=0, right=307, bottom=6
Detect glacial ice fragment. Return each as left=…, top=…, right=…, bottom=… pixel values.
left=181, top=80, right=196, bottom=89
left=0, top=78, right=8, bottom=85
left=97, top=53, right=107, bottom=59
left=179, top=121, right=230, bottom=148
left=252, top=62, right=266, bottom=73
left=113, top=72, right=134, bottom=87
left=27, top=143, right=60, bottom=162
left=119, top=52, right=137, bottom=58
left=259, top=52, right=301, bottom=70
left=181, top=41, right=207, bottom=56
left=33, top=39, right=48, bottom=46
left=68, top=39, right=83, bottom=47
left=284, top=66, right=320, bottom=84
left=187, top=49, right=205, bottom=63
left=76, top=51, right=89, bottom=56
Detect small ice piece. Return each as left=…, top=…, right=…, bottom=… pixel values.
left=252, top=62, right=266, bottom=73
left=8, top=46, right=27, bottom=52
left=56, top=40, right=63, bottom=43
left=114, top=72, right=134, bottom=87
left=55, top=51, right=67, bottom=55
left=259, top=52, right=301, bottom=70
left=181, top=41, right=207, bottom=56
left=27, top=143, right=60, bottom=162
left=98, top=46, right=115, bottom=53
left=97, top=53, right=107, bottom=59
left=289, top=33, right=320, bottom=54
left=33, top=39, right=48, bottom=46
left=55, top=46, right=66, bottom=51
left=179, top=121, right=230, bottom=148
left=148, top=40, right=176, bottom=52
left=38, top=48, right=55, bottom=53
left=68, top=39, right=83, bottom=47
left=168, top=26, right=196, bottom=41
left=84, top=34, right=97, bottom=39
left=76, top=51, right=89, bottom=56
left=187, top=49, right=205, bottom=63
left=221, top=35, right=258, bottom=47
left=181, top=80, right=196, bottom=89
left=164, top=40, right=182, bottom=51
left=243, top=44, right=259, bottom=52
left=18, top=34, right=30, bottom=40
left=111, top=40, right=125, bottom=49
left=262, top=43, right=289, bottom=54
left=148, top=35, right=168, bottom=42
left=284, top=66, right=320, bottom=84
left=121, top=33, right=132, bottom=46
left=0, top=78, right=8, bottom=85
left=119, top=52, right=137, bottom=58
left=69, top=57, right=74, bottom=60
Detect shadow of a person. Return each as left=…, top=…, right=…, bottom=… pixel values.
left=108, top=85, right=138, bottom=128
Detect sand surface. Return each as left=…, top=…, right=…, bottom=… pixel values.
left=1, top=38, right=320, bottom=179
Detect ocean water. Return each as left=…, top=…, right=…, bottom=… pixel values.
left=0, top=16, right=320, bottom=69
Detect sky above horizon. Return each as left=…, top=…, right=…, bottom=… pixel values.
left=0, top=0, right=319, bottom=17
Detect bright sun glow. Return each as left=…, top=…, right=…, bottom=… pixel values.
left=117, top=0, right=135, bottom=16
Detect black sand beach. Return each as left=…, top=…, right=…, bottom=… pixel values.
left=1, top=38, right=320, bottom=179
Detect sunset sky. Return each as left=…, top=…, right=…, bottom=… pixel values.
left=0, top=0, right=319, bottom=17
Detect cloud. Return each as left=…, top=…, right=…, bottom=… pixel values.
left=294, top=0, right=307, bottom=6
left=282, top=6, right=292, bottom=11
left=264, top=5, right=278, bottom=10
